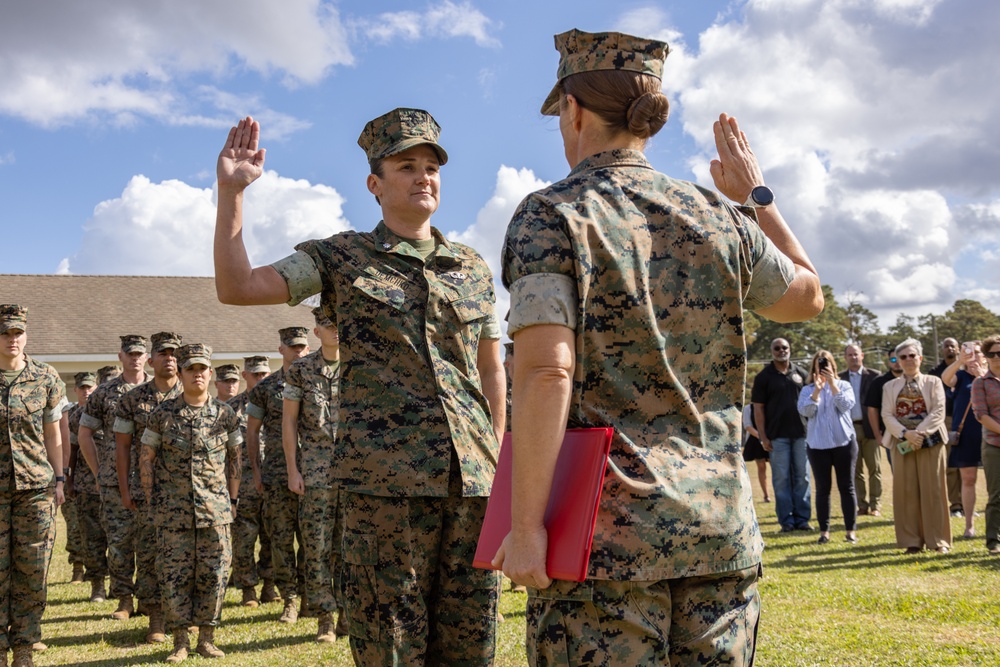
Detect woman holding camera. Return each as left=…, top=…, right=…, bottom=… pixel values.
left=797, top=350, right=858, bottom=544
left=941, top=341, right=985, bottom=538
left=881, top=338, right=951, bottom=554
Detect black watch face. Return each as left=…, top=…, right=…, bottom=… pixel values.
left=752, top=186, right=774, bottom=206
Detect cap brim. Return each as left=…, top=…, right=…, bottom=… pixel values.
left=379, top=138, right=449, bottom=165
left=246, top=365, right=270, bottom=373
left=540, top=82, right=561, bottom=116
left=0, top=324, right=25, bottom=334
left=76, top=380, right=96, bottom=388
left=121, top=345, right=147, bottom=354
left=285, top=337, right=309, bottom=346
left=181, top=357, right=212, bottom=369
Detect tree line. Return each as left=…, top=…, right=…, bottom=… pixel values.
left=745, top=285, right=1000, bottom=371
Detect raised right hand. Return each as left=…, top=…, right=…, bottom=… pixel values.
left=218, top=116, right=266, bottom=193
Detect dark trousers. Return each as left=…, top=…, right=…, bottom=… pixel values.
left=807, top=440, right=858, bottom=533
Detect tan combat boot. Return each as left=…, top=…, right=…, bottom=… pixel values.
left=299, top=597, right=316, bottom=618
left=316, top=612, right=335, bottom=643
left=145, top=604, right=167, bottom=644
left=195, top=626, right=225, bottom=659
left=112, top=595, right=134, bottom=621
left=165, top=627, right=189, bottom=664
left=71, top=562, right=86, bottom=584
left=279, top=598, right=298, bottom=623
left=259, top=579, right=279, bottom=603
left=241, top=587, right=259, bottom=608
left=335, top=609, right=350, bottom=638
left=10, top=646, right=32, bottom=667
left=90, top=578, right=107, bottom=603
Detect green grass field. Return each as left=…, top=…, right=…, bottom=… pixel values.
left=37, top=463, right=1000, bottom=666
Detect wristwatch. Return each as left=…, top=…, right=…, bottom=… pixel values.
left=900, top=428, right=907, bottom=439
left=55, top=476, right=66, bottom=483
left=742, top=185, right=774, bottom=208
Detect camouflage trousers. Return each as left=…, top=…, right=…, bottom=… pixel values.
left=61, top=494, right=85, bottom=565
left=526, top=564, right=761, bottom=666
left=0, top=489, right=57, bottom=650
left=342, top=489, right=500, bottom=667
left=158, top=524, right=232, bottom=631
left=133, top=497, right=160, bottom=607
left=263, top=484, right=304, bottom=600
left=99, top=485, right=137, bottom=599
left=231, top=488, right=273, bottom=588
left=299, top=486, right=344, bottom=614
left=76, top=490, right=108, bottom=581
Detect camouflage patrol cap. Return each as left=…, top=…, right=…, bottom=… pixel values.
left=177, top=343, right=212, bottom=369
left=540, top=29, right=670, bottom=115
left=279, top=327, right=309, bottom=347
left=74, top=372, right=97, bottom=388
left=243, top=356, right=271, bottom=373
left=97, top=366, right=122, bottom=384
left=215, top=364, right=240, bottom=381
left=0, top=304, right=27, bottom=334
left=119, top=334, right=148, bottom=354
left=150, top=331, right=183, bottom=353
left=311, top=306, right=333, bottom=328
left=358, top=108, right=449, bottom=165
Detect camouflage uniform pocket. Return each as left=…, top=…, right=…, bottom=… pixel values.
left=353, top=274, right=408, bottom=312
left=449, top=285, right=491, bottom=324
left=342, top=530, right=379, bottom=641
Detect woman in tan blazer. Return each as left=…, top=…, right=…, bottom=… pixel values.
left=881, top=338, right=951, bottom=553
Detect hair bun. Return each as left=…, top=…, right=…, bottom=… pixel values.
left=626, top=92, right=670, bottom=139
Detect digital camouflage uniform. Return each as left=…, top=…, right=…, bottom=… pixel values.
left=68, top=402, right=109, bottom=584
left=283, top=349, right=343, bottom=615
left=80, top=361, right=150, bottom=602
left=0, top=342, right=64, bottom=652
left=114, top=377, right=183, bottom=610
left=500, top=29, right=796, bottom=667
left=270, top=108, right=502, bottom=666
left=142, top=394, right=241, bottom=631
left=61, top=407, right=85, bottom=571
left=247, top=369, right=305, bottom=601
left=227, top=390, right=273, bottom=589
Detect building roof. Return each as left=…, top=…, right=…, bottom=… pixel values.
left=0, top=274, right=318, bottom=359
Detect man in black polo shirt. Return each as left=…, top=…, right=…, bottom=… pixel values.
left=752, top=338, right=812, bottom=532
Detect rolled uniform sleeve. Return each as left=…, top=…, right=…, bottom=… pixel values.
left=282, top=384, right=304, bottom=402
left=502, top=194, right=580, bottom=336
left=245, top=402, right=266, bottom=421
left=270, top=250, right=323, bottom=307
left=740, top=215, right=795, bottom=313
left=140, top=427, right=162, bottom=451
left=79, top=412, right=102, bottom=431
left=113, top=417, right=135, bottom=434
left=480, top=306, right=502, bottom=340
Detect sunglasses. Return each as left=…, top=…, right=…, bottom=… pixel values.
left=985, top=351, right=1000, bottom=359
left=897, top=353, right=919, bottom=360
left=772, top=346, right=789, bottom=351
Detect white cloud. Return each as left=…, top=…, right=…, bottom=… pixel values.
left=660, top=0, right=1000, bottom=319
left=350, top=1, right=501, bottom=47
left=0, top=0, right=352, bottom=128
left=0, top=151, right=14, bottom=166
left=58, top=171, right=351, bottom=275
left=449, top=165, right=550, bottom=337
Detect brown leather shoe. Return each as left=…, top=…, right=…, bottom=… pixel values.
left=112, top=596, right=134, bottom=621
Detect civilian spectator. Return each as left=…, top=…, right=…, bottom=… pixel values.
left=743, top=404, right=770, bottom=502
left=881, top=339, right=951, bottom=554
left=929, top=337, right=963, bottom=516
left=941, top=341, right=985, bottom=538
left=753, top=338, right=812, bottom=532
left=840, top=344, right=881, bottom=516
left=970, top=334, right=1000, bottom=554
left=798, top=350, right=858, bottom=544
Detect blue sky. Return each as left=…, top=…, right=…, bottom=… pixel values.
left=2, top=0, right=998, bottom=326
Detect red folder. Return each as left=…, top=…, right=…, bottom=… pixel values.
left=473, top=427, right=614, bottom=582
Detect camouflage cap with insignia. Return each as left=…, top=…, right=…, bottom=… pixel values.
left=215, top=364, right=240, bottom=381
left=541, top=29, right=670, bottom=115
left=279, top=327, right=309, bottom=347
left=97, top=366, right=122, bottom=384
left=0, top=304, right=28, bottom=334
left=74, top=371, right=97, bottom=387
left=311, top=306, right=333, bottom=328
left=243, top=356, right=271, bottom=373
left=150, top=331, right=183, bottom=353
left=358, top=107, right=449, bottom=165
left=177, top=343, right=212, bottom=369
left=119, top=334, right=148, bottom=354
